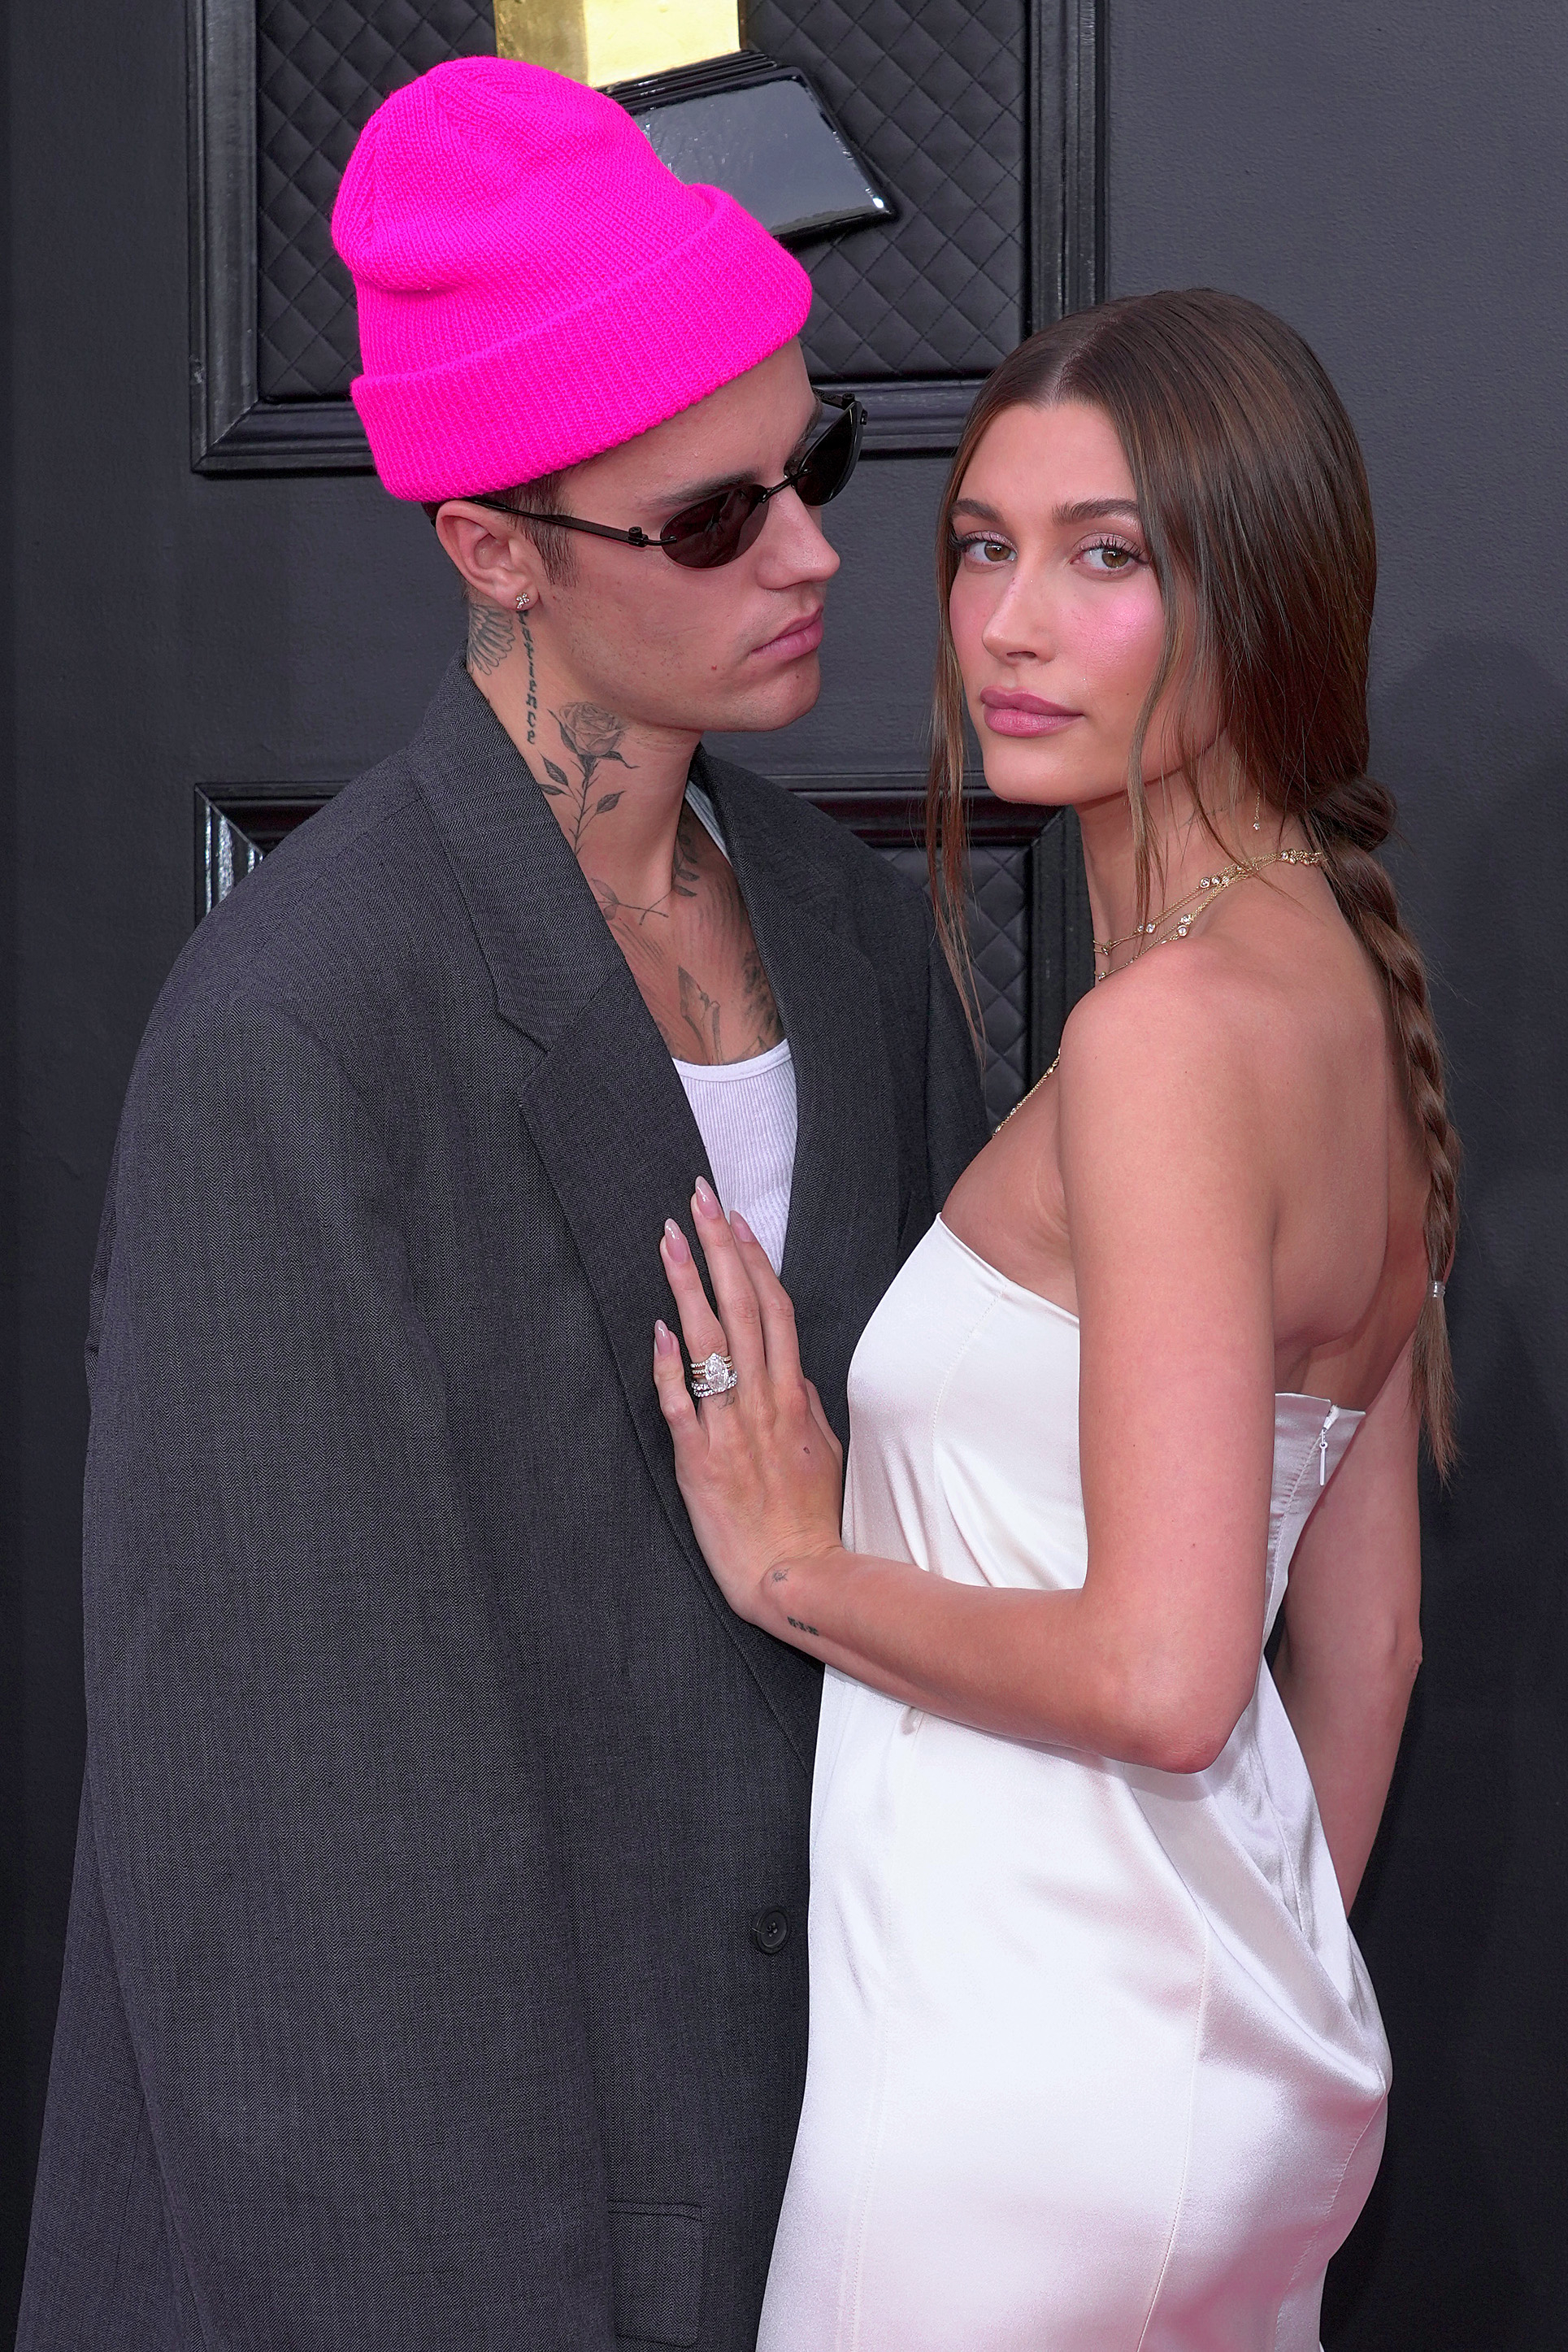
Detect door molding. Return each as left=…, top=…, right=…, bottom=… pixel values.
left=187, top=0, right=1104, bottom=473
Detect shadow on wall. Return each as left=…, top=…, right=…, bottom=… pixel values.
left=1325, top=639, right=1568, bottom=2349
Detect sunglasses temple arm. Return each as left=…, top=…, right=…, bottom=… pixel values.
left=509, top=511, right=655, bottom=548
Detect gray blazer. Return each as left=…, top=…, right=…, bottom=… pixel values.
left=18, top=663, right=988, bottom=2351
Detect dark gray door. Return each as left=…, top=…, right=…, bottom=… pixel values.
left=2, top=2, right=1096, bottom=2329
left=189, top=0, right=1101, bottom=1121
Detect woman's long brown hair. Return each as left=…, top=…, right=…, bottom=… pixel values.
left=928, top=289, right=1458, bottom=1472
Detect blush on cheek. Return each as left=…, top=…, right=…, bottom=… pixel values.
left=947, top=576, right=990, bottom=674
left=1070, top=583, right=1166, bottom=706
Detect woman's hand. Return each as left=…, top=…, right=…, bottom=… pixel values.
left=654, top=1179, right=845, bottom=1629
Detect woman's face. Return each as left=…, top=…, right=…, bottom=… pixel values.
left=947, top=398, right=1211, bottom=813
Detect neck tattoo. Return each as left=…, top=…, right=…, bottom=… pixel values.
left=536, top=700, right=637, bottom=854
left=678, top=966, right=723, bottom=1059
left=465, top=601, right=513, bottom=678
left=517, top=609, right=539, bottom=746
left=589, top=810, right=702, bottom=930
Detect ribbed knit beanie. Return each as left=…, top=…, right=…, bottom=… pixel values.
left=332, top=57, right=814, bottom=501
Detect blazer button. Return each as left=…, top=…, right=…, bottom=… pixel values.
left=751, top=1907, right=791, bottom=1955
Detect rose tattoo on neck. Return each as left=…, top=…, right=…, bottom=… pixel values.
left=536, top=701, right=637, bottom=853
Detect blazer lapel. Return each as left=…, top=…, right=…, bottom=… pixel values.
left=410, top=667, right=823, bottom=1771
left=700, top=754, right=902, bottom=1413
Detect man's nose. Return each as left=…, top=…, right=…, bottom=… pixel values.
left=757, top=487, right=842, bottom=585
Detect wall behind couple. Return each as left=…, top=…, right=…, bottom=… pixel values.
left=1098, top=11, right=1568, bottom=2340
left=2, top=2, right=1563, bottom=2342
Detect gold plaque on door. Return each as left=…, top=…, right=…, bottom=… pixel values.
left=493, top=1, right=742, bottom=90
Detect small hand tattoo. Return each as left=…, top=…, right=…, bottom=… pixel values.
left=466, top=602, right=514, bottom=677
left=786, top=1616, right=821, bottom=1637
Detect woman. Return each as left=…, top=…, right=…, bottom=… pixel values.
left=653, top=290, right=1457, bottom=2350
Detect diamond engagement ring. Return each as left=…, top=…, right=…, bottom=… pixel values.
left=692, top=1350, right=738, bottom=1400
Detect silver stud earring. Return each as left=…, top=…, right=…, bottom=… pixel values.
left=515, top=592, right=532, bottom=614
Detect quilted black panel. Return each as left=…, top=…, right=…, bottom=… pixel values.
left=885, top=843, right=1028, bottom=1121
left=258, top=1, right=495, bottom=400
left=745, top=0, right=1025, bottom=376
left=255, top=1, right=1026, bottom=400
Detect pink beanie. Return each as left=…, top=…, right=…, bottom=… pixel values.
left=332, top=57, right=813, bottom=501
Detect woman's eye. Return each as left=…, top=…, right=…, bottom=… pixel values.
left=955, top=534, right=1014, bottom=567
left=1079, top=538, right=1140, bottom=574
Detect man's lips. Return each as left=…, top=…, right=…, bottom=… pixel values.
left=979, top=688, right=1082, bottom=737
left=751, top=606, right=826, bottom=662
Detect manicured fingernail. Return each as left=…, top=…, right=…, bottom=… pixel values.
left=654, top=1319, right=678, bottom=1355
left=693, top=1176, right=721, bottom=1218
left=662, top=1219, right=690, bottom=1263
left=731, top=1211, right=755, bottom=1245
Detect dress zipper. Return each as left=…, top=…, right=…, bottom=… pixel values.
left=1318, top=1403, right=1342, bottom=1485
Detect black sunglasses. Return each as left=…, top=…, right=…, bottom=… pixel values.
left=467, top=392, right=865, bottom=572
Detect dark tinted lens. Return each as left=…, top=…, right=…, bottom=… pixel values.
left=793, top=405, right=860, bottom=507
left=660, top=484, right=767, bottom=569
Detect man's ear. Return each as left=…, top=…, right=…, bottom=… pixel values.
left=434, top=502, right=545, bottom=611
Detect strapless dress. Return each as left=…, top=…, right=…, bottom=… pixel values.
left=758, top=1217, right=1391, bottom=2352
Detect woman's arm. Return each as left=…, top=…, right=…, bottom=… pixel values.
left=1270, top=1338, right=1423, bottom=1906
left=655, top=965, right=1285, bottom=1775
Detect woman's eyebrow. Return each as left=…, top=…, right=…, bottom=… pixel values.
left=1053, top=497, right=1142, bottom=524
left=950, top=494, right=1144, bottom=527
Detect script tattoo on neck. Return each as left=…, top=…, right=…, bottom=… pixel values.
left=518, top=609, right=539, bottom=745
left=466, top=601, right=514, bottom=677
left=535, top=701, right=636, bottom=854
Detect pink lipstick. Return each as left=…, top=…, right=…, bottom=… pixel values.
left=979, top=688, right=1082, bottom=738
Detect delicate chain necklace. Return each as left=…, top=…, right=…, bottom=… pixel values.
left=999, top=844, right=1327, bottom=1128
left=1093, top=846, right=1326, bottom=974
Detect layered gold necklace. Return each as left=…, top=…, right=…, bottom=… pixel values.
left=1001, top=844, right=1327, bottom=1123
left=1092, top=846, right=1326, bottom=978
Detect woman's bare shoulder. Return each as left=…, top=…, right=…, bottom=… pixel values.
left=1056, top=902, right=1383, bottom=1119
left=1057, top=913, right=1421, bottom=1399
left=1055, top=935, right=1284, bottom=1111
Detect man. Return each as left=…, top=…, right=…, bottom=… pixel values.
left=19, top=57, right=986, bottom=2351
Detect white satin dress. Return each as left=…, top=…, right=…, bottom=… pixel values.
left=758, top=1218, right=1391, bottom=2352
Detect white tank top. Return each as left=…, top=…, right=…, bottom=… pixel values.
left=672, top=780, right=797, bottom=1274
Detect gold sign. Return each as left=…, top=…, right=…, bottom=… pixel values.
left=493, top=0, right=741, bottom=89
